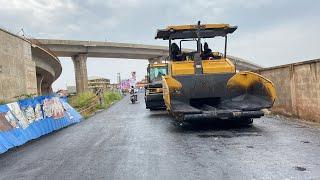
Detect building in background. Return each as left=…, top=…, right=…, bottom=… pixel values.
left=109, top=83, right=119, bottom=91
left=88, top=76, right=110, bottom=93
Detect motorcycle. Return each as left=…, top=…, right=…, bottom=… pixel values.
left=130, top=93, right=137, bottom=104
left=130, top=87, right=138, bottom=104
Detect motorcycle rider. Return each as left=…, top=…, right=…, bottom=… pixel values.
left=130, top=86, right=137, bottom=102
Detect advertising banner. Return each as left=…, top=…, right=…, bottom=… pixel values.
left=0, top=95, right=82, bottom=154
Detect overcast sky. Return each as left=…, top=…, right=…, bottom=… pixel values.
left=1, top=0, right=319, bottom=90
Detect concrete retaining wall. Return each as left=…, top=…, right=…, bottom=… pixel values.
left=0, top=28, right=62, bottom=102
left=257, top=59, right=320, bottom=122
left=0, top=29, right=37, bottom=102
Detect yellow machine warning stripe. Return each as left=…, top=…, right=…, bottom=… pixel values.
left=147, top=88, right=163, bottom=93
left=204, top=24, right=230, bottom=29
left=166, top=24, right=230, bottom=30
left=170, top=58, right=235, bottom=75
left=149, top=63, right=167, bottom=67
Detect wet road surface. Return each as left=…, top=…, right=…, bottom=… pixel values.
left=0, top=94, right=320, bottom=180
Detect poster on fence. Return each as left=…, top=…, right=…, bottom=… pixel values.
left=0, top=95, right=82, bottom=154
left=0, top=112, right=13, bottom=131
left=7, top=102, right=29, bottom=129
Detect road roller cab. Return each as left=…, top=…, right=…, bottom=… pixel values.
left=155, top=21, right=276, bottom=123
left=145, top=62, right=168, bottom=110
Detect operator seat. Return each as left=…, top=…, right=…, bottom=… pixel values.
left=171, top=43, right=184, bottom=61
left=202, top=42, right=213, bottom=60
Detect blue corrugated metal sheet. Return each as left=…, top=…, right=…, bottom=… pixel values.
left=0, top=95, right=82, bottom=154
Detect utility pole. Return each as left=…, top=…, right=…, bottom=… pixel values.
left=117, top=73, right=121, bottom=84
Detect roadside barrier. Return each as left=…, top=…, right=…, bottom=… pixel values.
left=76, top=95, right=100, bottom=117
left=0, top=95, right=82, bottom=154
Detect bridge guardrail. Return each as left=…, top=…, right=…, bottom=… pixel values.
left=28, top=38, right=59, bottom=59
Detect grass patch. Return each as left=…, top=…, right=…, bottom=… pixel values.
left=69, top=91, right=122, bottom=118
left=102, top=91, right=122, bottom=108
left=69, top=92, right=96, bottom=108
left=0, top=99, right=7, bottom=105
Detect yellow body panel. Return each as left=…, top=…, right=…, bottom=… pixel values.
left=162, top=76, right=182, bottom=110
left=227, top=71, right=277, bottom=103
left=163, top=76, right=182, bottom=90
left=170, top=57, right=235, bottom=75
left=171, top=61, right=195, bottom=76
left=202, top=58, right=235, bottom=74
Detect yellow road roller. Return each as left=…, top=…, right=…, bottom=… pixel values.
left=145, top=62, right=168, bottom=110
left=155, top=21, right=276, bottom=124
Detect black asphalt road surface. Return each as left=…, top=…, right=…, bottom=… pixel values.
left=0, top=94, right=320, bottom=180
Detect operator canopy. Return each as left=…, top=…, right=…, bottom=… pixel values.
left=155, top=23, right=238, bottom=40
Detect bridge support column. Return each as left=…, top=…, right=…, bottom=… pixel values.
left=36, top=74, right=44, bottom=95
left=72, top=53, right=88, bottom=94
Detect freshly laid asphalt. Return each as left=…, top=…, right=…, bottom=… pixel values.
left=0, top=94, right=319, bottom=180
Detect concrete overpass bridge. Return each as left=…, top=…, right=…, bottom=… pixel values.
left=35, top=39, right=262, bottom=93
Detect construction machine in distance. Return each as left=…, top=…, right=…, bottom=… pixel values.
left=155, top=21, right=276, bottom=124
left=145, top=62, right=168, bottom=110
